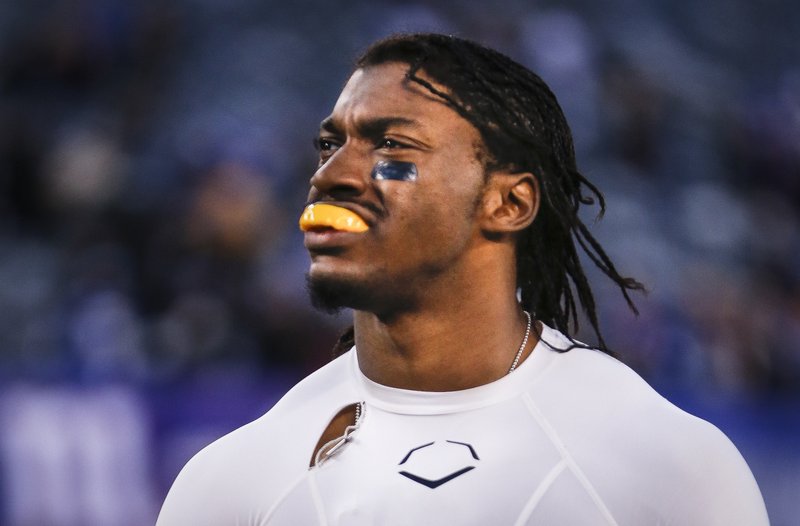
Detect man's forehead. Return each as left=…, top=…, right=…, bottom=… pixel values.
left=323, top=63, right=461, bottom=132
left=335, top=63, right=450, bottom=110
left=343, top=63, right=409, bottom=91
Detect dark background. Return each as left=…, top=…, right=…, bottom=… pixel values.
left=0, top=0, right=797, bottom=524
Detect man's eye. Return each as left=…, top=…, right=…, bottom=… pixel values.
left=316, top=138, right=340, bottom=151
left=378, top=138, right=403, bottom=149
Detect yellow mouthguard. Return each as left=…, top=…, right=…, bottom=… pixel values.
left=299, top=203, right=369, bottom=233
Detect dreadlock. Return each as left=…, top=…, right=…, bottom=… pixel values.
left=332, top=33, right=645, bottom=357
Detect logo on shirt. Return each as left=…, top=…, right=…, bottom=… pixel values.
left=398, top=440, right=480, bottom=489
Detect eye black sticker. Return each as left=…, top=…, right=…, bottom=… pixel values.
left=371, top=160, right=418, bottom=182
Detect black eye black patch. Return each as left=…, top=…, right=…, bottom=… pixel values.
left=371, top=160, right=418, bottom=182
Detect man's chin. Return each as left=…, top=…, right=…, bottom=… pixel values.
left=306, top=271, right=417, bottom=316
left=306, top=273, right=366, bottom=314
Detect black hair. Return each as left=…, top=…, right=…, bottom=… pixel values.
left=332, top=33, right=644, bottom=356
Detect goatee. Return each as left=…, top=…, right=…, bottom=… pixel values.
left=306, top=274, right=359, bottom=314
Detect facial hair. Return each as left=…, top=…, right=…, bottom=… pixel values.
left=305, top=271, right=418, bottom=317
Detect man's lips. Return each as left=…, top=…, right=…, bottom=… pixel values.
left=303, top=227, right=362, bottom=251
left=298, top=203, right=372, bottom=233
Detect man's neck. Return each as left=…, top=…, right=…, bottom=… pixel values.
left=353, top=295, right=537, bottom=391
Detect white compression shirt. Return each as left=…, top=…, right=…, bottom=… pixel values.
left=158, top=323, right=768, bottom=525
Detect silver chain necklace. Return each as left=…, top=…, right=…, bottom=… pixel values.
left=508, top=310, right=532, bottom=374
left=313, top=402, right=365, bottom=467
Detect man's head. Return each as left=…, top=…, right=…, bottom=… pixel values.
left=306, top=33, right=643, bottom=349
left=304, top=59, right=536, bottom=316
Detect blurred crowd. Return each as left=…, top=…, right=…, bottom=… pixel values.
left=0, top=0, right=798, bottom=524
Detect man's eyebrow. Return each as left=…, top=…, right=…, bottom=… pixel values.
left=318, top=116, right=421, bottom=138
left=357, top=117, right=420, bottom=138
left=319, top=117, right=340, bottom=134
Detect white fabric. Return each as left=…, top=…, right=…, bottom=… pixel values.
left=157, top=324, right=769, bottom=525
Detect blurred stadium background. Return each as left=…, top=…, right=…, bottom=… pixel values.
left=0, top=0, right=797, bottom=524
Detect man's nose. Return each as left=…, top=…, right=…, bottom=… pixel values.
left=309, top=146, right=369, bottom=199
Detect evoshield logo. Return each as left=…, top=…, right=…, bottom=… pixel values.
left=398, top=440, right=480, bottom=489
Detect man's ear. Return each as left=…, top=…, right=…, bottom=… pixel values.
left=479, top=171, right=540, bottom=234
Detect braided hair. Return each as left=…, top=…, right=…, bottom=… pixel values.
left=332, top=33, right=644, bottom=356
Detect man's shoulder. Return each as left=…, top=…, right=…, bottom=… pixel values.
left=537, top=345, right=735, bottom=455
left=205, top=348, right=357, bottom=456
left=267, top=348, right=358, bottom=415
left=537, top=342, right=681, bottom=416
left=157, top=351, right=358, bottom=525
left=533, top=344, right=768, bottom=524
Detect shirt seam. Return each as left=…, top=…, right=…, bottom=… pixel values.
left=522, top=392, right=619, bottom=526
left=307, top=469, right=329, bottom=526
left=513, top=458, right=568, bottom=526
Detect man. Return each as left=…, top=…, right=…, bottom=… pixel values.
left=158, top=34, right=768, bottom=525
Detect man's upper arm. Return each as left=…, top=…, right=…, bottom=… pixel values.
left=157, top=443, right=247, bottom=526
left=646, top=414, right=770, bottom=526
left=688, top=424, right=769, bottom=525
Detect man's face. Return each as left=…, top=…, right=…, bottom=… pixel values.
left=304, top=62, right=489, bottom=314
